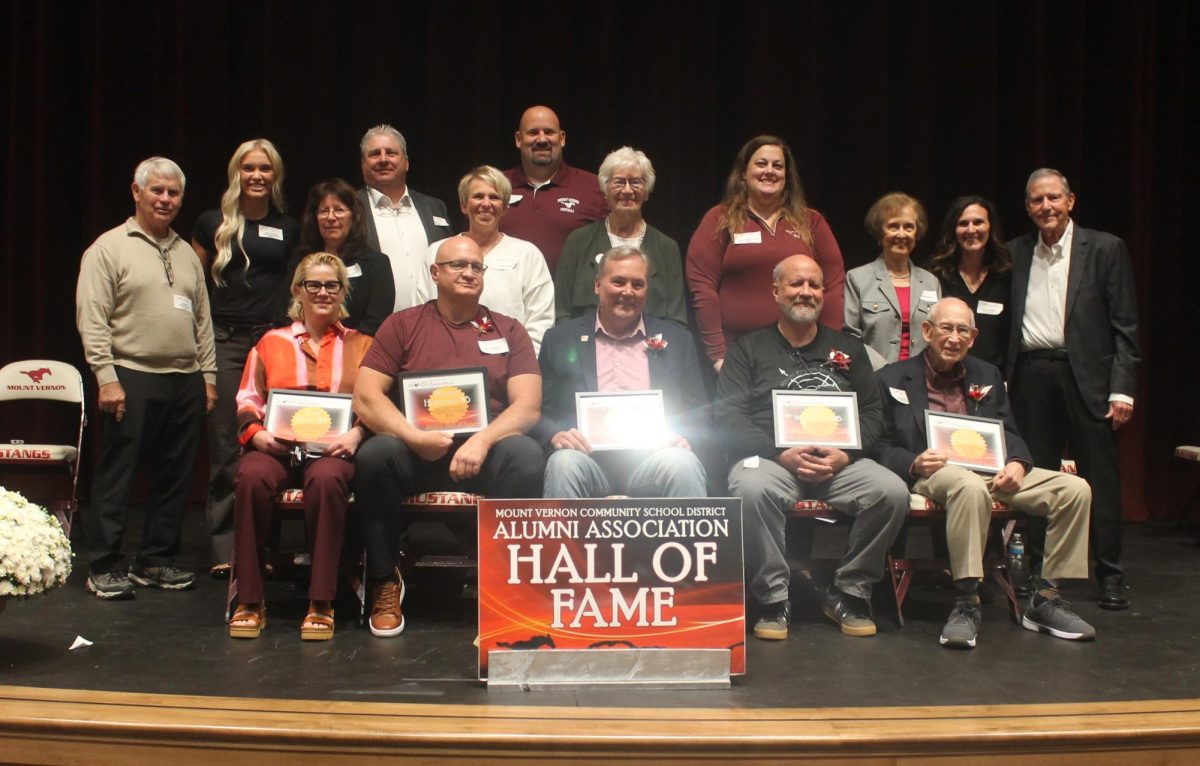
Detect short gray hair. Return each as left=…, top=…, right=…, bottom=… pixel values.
left=596, top=245, right=648, bottom=276
left=360, top=124, right=407, bottom=157
left=1025, top=168, right=1072, bottom=199
left=133, top=157, right=186, bottom=191
left=597, top=146, right=656, bottom=196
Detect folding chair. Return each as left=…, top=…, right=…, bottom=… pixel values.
left=0, top=359, right=86, bottom=535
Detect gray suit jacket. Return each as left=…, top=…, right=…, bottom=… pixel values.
left=357, top=186, right=454, bottom=252
left=1005, top=224, right=1140, bottom=418
left=844, top=255, right=940, bottom=365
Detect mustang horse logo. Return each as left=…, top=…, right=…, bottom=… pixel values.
left=21, top=367, right=53, bottom=383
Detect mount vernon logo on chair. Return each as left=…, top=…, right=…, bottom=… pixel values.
left=7, top=367, right=67, bottom=391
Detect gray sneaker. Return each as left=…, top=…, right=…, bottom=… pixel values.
left=128, top=564, right=195, bottom=591
left=940, top=601, right=981, bottom=648
left=753, top=600, right=790, bottom=640
left=822, top=587, right=876, bottom=636
left=86, top=572, right=136, bottom=600
left=1022, top=593, right=1096, bottom=640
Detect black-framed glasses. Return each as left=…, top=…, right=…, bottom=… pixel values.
left=435, top=260, right=486, bottom=274
left=301, top=280, right=343, bottom=295
left=157, top=251, right=174, bottom=287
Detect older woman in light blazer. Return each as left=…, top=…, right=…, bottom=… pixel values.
left=844, top=192, right=939, bottom=368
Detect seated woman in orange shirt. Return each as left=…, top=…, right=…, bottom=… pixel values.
left=227, top=253, right=372, bottom=641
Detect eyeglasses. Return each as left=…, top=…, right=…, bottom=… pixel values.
left=301, top=280, right=343, bottom=295
left=317, top=207, right=351, bottom=219
left=608, top=177, right=645, bottom=190
left=933, top=323, right=974, bottom=337
left=435, top=260, right=487, bottom=274
left=159, top=251, right=174, bottom=287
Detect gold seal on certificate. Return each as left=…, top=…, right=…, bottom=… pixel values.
left=575, top=390, right=669, bottom=451
left=772, top=390, right=862, bottom=449
left=263, top=389, right=354, bottom=453
left=925, top=411, right=1007, bottom=473
left=400, top=367, right=489, bottom=435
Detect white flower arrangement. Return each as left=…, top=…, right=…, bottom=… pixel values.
left=0, top=486, right=73, bottom=598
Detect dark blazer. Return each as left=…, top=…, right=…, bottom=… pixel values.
left=871, top=353, right=1031, bottom=485
left=532, top=310, right=709, bottom=451
left=357, top=186, right=455, bottom=252
left=1005, top=224, right=1140, bottom=419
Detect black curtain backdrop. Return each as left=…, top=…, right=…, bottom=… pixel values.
left=3, top=1, right=1195, bottom=520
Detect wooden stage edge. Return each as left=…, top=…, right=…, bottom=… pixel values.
left=2, top=685, right=1200, bottom=765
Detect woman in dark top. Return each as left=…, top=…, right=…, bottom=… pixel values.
left=192, top=138, right=299, bottom=575
left=928, top=195, right=1013, bottom=371
left=293, top=178, right=395, bottom=336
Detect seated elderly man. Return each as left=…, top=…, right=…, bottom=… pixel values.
left=537, top=245, right=707, bottom=498
left=872, top=297, right=1094, bottom=649
left=353, top=236, right=544, bottom=638
left=717, top=254, right=910, bottom=640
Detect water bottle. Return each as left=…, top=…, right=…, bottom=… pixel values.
left=1007, top=532, right=1029, bottom=591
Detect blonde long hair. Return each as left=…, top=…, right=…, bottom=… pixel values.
left=212, top=138, right=287, bottom=286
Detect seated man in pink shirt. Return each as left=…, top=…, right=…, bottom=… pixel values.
left=536, top=246, right=708, bottom=498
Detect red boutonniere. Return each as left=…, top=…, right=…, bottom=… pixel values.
left=471, top=314, right=494, bottom=335
left=968, top=384, right=993, bottom=402
left=827, top=349, right=852, bottom=372
left=644, top=334, right=668, bottom=351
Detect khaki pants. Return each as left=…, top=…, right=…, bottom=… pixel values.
left=913, top=465, right=1090, bottom=581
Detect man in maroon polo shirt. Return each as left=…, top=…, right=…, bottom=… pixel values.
left=501, top=105, right=607, bottom=274
left=352, top=235, right=544, bottom=637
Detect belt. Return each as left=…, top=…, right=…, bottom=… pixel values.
left=1019, top=348, right=1068, bottom=362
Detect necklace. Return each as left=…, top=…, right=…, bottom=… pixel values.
left=960, top=268, right=987, bottom=292
left=887, top=269, right=911, bottom=279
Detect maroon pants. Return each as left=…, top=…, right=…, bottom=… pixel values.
left=232, top=450, right=354, bottom=603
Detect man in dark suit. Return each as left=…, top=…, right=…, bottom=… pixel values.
left=357, top=124, right=454, bottom=312
left=1005, top=168, right=1141, bottom=610
left=875, top=298, right=1094, bottom=649
left=537, top=245, right=707, bottom=498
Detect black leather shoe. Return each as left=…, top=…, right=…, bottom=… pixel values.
left=1098, top=581, right=1130, bottom=610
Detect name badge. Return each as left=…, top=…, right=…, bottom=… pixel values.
left=889, top=387, right=909, bottom=404
left=490, top=257, right=517, bottom=271
left=173, top=294, right=193, bottom=312
left=977, top=300, right=1004, bottom=316
left=509, top=194, right=524, bottom=205
left=346, top=263, right=363, bottom=278
left=920, top=289, right=939, bottom=303
left=478, top=338, right=510, bottom=354
left=432, top=216, right=449, bottom=227
left=732, top=231, right=762, bottom=245
left=742, top=455, right=760, bottom=468
left=593, top=252, right=605, bottom=264
left=258, top=224, right=283, bottom=241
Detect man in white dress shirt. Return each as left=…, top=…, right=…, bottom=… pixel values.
left=356, top=124, right=454, bottom=311
left=1005, top=168, right=1140, bottom=610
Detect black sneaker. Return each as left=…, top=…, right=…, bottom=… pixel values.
left=128, top=564, right=195, bottom=591
left=86, top=572, right=136, bottom=600
left=753, top=600, right=790, bottom=640
left=940, top=601, right=981, bottom=649
left=1022, top=593, right=1096, bottom=640
left=822, top=587, right=876, bottom=636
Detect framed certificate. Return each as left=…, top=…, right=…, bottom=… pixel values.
left=924, top=411, right=1007, bottom=473
left=772, top=390, right=862, bottom=449
left=400, top=367, right=489, bottom=435
left=264, top=389, right=354, bottom=453
left=575, top=390, right=669, bottom=451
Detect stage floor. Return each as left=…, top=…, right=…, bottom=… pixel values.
left=3, top=510, right=1199, bottom=710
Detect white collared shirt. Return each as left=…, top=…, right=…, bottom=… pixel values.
left=1021, top=219, right=1073, bottom=351
left=367, top=186, right=430, bottom=311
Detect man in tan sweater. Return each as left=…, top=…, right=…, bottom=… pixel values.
left=75, top=157, right=217, bottom=600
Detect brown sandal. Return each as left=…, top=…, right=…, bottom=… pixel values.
left=300, top=602, right=334, bottom=641
left=229, top=603, right=266, bottom=639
